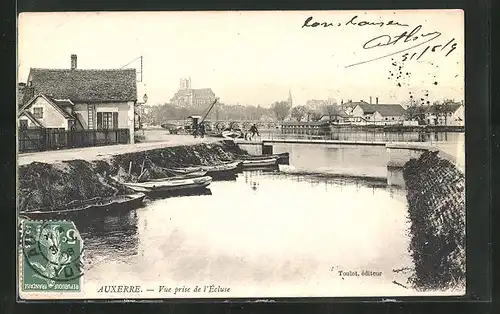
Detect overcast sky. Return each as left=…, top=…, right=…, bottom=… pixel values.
left=18, top=10, right=464, bottom=106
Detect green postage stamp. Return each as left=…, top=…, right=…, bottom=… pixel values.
left=19, top=219, right=84, bottom=292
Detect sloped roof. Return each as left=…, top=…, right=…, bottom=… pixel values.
left=28, top=68, right=137, bottom=102
left=51, top=99, right=74, bottom=107
left=19, top=93, right=75, bottom=120
left=17, top=85, right=35, bottom=108
left=19, top=111, right=45, bottom=128
left=425, top=103, right=463, bottom=114
left=172, top=88, right=215, bottom=99
left=358, top=103, right=406, bottom=116
left=342, top=101, right=369, bottom=109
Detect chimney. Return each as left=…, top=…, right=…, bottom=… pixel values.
left=369, top=96, right=372, bottom=104
left=376, top=97, right=379, bottom=104
left=71, top=54, right=77, bottom=70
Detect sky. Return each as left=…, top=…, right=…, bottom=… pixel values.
left=18, top=10, right=464, bottom=106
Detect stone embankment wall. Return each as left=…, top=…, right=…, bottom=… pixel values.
left=403, top=150, right=466, bottom=290
left=18, top=140, right=246, bottom=211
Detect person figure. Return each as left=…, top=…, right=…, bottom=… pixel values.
left=249, top=124, right=259, bottom=140
left=198, top=122, right=206, bottom=138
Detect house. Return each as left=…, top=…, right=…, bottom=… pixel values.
left=425, top=102, right=464, bottom=126
left=318, top=109, right=349, bottom=123
left=18, top=94, right=78, bottom=130
left=351, top=103, right=406, bottom=125
left=340, top=100, right=369, bottom=115
left=18, top=54, right=138, bottom=143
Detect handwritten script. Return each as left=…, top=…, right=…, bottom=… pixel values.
left=301, top=15, right=458, bottom=68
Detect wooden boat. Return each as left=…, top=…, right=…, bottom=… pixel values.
left=139, top=170, right=208, bottom=182
left=116, top=176, right=212, bottom=194
left=167, top=160, right=242, bottom=177
left=235, top=152, right=290, bottom=164
left=241, top=156, right=279, bottom=168
left=19, top=193, right=146, bottom=220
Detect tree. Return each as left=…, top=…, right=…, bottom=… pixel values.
left=271, top=101, right=291, bottom=121
left=290, top=105, right=308, bottom=121
left=307, top=109, right=322, bottom=122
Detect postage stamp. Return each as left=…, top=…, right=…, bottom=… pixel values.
left=19, top=219, right=84, bottom=292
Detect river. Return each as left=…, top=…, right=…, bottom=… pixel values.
left=68, top=141, right=437, bottom=298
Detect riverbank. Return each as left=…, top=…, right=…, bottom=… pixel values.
left=402, top=150, right=466, bottom=291
left=18, top=140, right=246, bottom=211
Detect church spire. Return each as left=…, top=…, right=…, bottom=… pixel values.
left=288, top=89, right=293, bottom=107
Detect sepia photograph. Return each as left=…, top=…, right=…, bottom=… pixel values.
left=17, top=10, right=465, bottom=299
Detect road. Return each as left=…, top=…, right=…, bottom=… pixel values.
left=18, top=135, right=220, bottom=166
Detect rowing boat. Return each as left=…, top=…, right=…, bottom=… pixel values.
left=235, top=152, right=289, bottom=164
left=116, top=176, right=213, bottom=194
left=167, top=160, right=242, bottom=177
left=241, top=156, right=279, bottom=167
left=19, top=193, right=146, bottom=220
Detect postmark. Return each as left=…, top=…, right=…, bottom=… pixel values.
left=20, top=219, right=84, bottom=292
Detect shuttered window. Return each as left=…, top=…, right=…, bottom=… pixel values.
left=97, top=112, right=119, bottom=129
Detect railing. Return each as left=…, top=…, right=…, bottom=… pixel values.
left=254, top=129, right=463, bottom=145
left=18, top=128, right=130, bottom=153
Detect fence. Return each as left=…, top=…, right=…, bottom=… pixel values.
left=18, top=128, right=130, bottom=153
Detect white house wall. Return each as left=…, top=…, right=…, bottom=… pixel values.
left=128, top=101, right=135, bottom=144
left=74, top=102, right=133, bottom=131
left=27, top=97, right=68, bottom=130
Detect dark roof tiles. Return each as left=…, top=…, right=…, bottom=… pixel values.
left=357, top=103, right=406, bottom=117
left=28, top=68, right=137, bottom=102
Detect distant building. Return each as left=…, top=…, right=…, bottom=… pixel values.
left=318, top=109, right=349, bottom=123
left=341, top=100, right=369, bottom=115
left=170, top=77, right=216, bottom=107
left=351, top=103, right=406, bottom=125
left=425, top=102, right=464, bottom=126
left=18, top=54, right=138, bottom=143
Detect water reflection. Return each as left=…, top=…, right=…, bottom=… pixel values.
left=145, top=188, right=212, bottom=201
left=82, top=168, right=411, bottom=290
left=73, top=210, right=140, bottom=270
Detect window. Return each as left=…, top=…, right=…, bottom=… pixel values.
left=97, top=112, right=119, bottom=129
left=33, top=107, right=43, bottom=119
left=20, top=120, right=28, bottom=129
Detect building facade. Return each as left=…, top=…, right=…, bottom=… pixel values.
left=170, top=77, right=216, bottom=108
left=18, top=54, right=138, bottom=143
left=425, top=103, right=465, bottom=126
left=351, top=103, right=406, bottom=125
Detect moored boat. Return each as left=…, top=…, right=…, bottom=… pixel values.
left=116, top=176, right=213, bottom=194
left=235, top=152, right=289, bottom=164
left=19, top=193, right=146, bottom=220
left=167, top=160, right=242, bottom=178
left=241, top=156, right=279, bottom=168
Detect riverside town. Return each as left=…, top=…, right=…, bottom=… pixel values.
left=17, top=10, right=465, bottom=299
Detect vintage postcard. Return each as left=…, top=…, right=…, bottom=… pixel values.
left=17, top=10, right=465, bottom=300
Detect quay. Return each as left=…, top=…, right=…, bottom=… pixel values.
left=18, top=135, right=219, bottom=166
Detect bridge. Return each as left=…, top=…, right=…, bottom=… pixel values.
left=163, top=119, right=280, bottom=130
left=233, top=138, right=464, bottom=187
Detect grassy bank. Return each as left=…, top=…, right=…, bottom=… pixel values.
left=403, top=150, right=466, bottom=291
left=18, top=140, right=246, bottom=212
